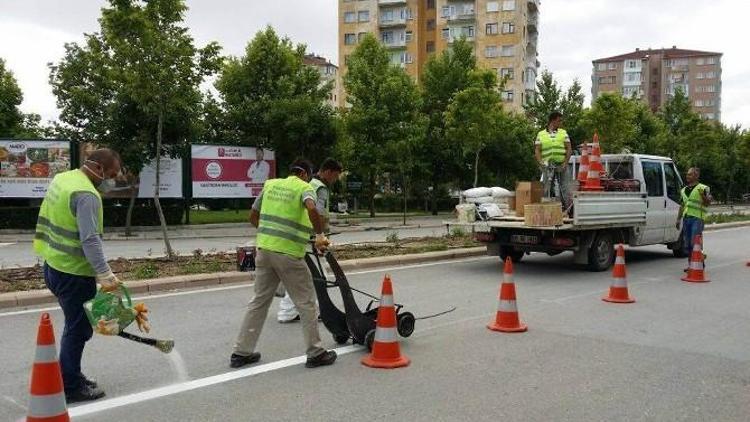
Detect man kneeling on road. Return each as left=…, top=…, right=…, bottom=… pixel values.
left=231, top=158, right=337, bottom=369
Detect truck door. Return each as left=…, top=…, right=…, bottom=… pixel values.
left=641, top=160, right=666, bottom=244
left=663, top=161, right=684, bottom=243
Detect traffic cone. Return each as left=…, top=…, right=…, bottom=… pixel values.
left=603, top=244, right=635, bottom=303
left=682, top=235, right=710, bottom=283
left=577, top=143, right=590, bottom=184
left=361, top=275, right=410, bottom=369
left=488, top=257, right=527, bottom=333
left=583, top=133, right=604, bottom=191
left=27, top=313, right=69, bottom=422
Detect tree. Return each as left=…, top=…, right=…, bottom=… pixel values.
left=524, top=70, right=586, bottom=147
left=0, top=58, right=43, bottom=138
left=50, top=0, right=221, bottom=255
left=343, top=34, right=425, bottom=217
left=580, top=93, right=639, bottom=154
left=216, top=27, right=336, bottom=168
left=559, top=79, right=586, bottom=146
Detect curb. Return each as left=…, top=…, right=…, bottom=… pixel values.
left=0, top=247, right=486, bottom=310
left=704, top=221, right=750, bottom=231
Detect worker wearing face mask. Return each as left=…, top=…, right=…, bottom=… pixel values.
left=33, top=148, right=123, bottom=403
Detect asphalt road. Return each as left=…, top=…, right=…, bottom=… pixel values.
left=1, top=227, right=748, bottom=421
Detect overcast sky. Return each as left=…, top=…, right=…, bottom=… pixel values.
left=1, top=0, right=748, bottom=127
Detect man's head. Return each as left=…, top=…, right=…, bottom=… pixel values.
left=289, top=158, right=314, bottom=182
left=317, top=158, right=343, bottom=186
left=81, top=148, right=121, bottom=191
left=256, top=148, right=265, bottom=161
left=686, top=167, right=700, bottom=185
left=548, top=111, right=563, bottom=131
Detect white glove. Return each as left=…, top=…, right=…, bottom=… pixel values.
left=314, top=233, right=330, bottom=251
left=96, top=270, right=122, bottom=292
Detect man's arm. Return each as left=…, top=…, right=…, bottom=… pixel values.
left=250, top=190, right=263, bottom=228
left=305, top=199, right=324, bottom=235
left=700, top=186, right=713, bottom=206
left=564, top=139, right=572, bottom=164
left=534, top=144, right=542, bottom=166
left=72, top=193, right=110, bottom=275
left=315, top=186, right=329, bottom=231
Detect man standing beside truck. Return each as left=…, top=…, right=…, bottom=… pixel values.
left=534, top=111, right=573, bottom=214
left=677, top=167, right=712, bottom=269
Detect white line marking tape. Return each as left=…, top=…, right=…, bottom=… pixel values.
left=68, top=345, right=362, bottom=418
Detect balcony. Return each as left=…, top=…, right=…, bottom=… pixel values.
left=447, top=12, right=476, bottom=22
left=528, top=14, right=538, bottom=33
left=379, top=0, right=407, bottom=5
left=528, top=0, right=540, bottom=12
left=383, top=39, right=407, bottom=49
left=379, top=17, right=407, bottom=27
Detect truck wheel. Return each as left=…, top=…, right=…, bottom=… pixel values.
left=500, top=246, right=524, bottom=263
left=669, top=235, right=688, bottom=258
left=587, top=233, right=614, bottom=272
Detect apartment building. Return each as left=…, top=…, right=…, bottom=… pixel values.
left=338, top=0, right=540, bottom=111
left=303, top=54, right=340, bottom=108
left=592, top=47, right=722, bottom=121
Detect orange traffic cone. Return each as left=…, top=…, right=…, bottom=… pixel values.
left=27, top=313, right=69, bottom=422
left=603, top=244, right=635, bottom=303
left=583, top=133, right=604, bottom=191
left=682, top=235, right=710, bottom=283
left=577, top=143, right=590, bottom=184
left=488, top=257, right=527, bottom=333
left=361, top=275, right=410, bottom=369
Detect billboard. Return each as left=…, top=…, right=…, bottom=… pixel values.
left=0, top=139, right=71, bottom=198
left=191, top=145, right=275, bottom=198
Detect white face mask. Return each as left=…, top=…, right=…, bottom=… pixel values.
left=85, top=160, right=116, bottom=193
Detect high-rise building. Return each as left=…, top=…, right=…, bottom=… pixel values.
left=338, top=0, right=540, bottom=111
left=592, top=47, right=722, bottom=121
left=303, top=54, right=340, bottom=108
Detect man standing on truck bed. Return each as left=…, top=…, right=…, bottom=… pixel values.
left=534, top=111, right=573, bottom=214
left=677, top=167, right=712, bottom=270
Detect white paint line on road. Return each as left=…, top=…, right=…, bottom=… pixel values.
left=0, top=242, right=14, bottom=247
left=67, top=344, right=362, bottom=418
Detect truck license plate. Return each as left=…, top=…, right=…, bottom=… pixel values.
left=511, top=234, right=539, bottom=245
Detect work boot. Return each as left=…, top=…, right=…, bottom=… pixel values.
left=65, top=384, right=106, bottom=404
left=305, top=350, right=337, bottom=368
left=81, top=374, right=98, bottom=389
left=230, top=352, right=261, bottom=369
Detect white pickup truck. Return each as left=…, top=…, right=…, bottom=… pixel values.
left=448, top=154, right=687, bottom=271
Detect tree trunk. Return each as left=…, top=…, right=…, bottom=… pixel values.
left=124, top=182, right=137, bottom=237
left=402, top=171, right=407, bottom=226
left=153, top=111, right=175, bottom=259
left=473, top=150, right=480, bottom=188
left=369, top=173, right=376, bottom=218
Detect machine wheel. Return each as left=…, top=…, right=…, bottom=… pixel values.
left=396, top=312, right=416, bottom=337
left=364, top=329, right=376, bottom=352
left=669, top=235, right=688, bottom=258
left=500, top=246, right=524, bottom=263
left=333, top=334, right=349, bottom=345
left=587, top=232, right=614, bottom=272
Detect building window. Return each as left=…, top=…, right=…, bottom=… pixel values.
left=500, top=67, right=514, bottom=80
left=441, top=28, right=450, bottom=39
left=502, top=0, right=516, bottom=11
left=626, top=60, right=639, bottom=69
left=696, top=58, right=705, bottom=66
left=695, top=100, right=704, bottom=107
left=358, top=10, right=369, bottom=22
left=344, top=33, right=356, bottom=45
left=596, top=63, right=607, bottom=71
left=485, top=46, right=498, bottom=58
left=502, top=22, right=515, bottom=34
left=427, top=19, right=436, bottom=31
left=405, top=31, right=413, bottom=42
left=381, top=9, right=394, bottom=22
left=598, top=76, right=616, bottom=84
left=608, top=62, right=617, bottom=70
left=426, top=41, right=435, bottom=53
left=466, top=26, right=475, bottom=37
left=706, top=71, right=716, bottom=79
left=500, top=45, right=514, bottom=57
left=441, top=6, right=452, bottom=18
left=487, top=1, right=500, bottom=12
left=344, top=12, right=356, bottom=23
left=706, top=57, right=716, bottom=65
left=403, top=8, right=414, bottom=20
left=696, top=72, right=704, bottom=80
left=502, top=90, right=514, bottom=102
left=624, top=72, right=641, bottom=83
left=704, top=113, right=715, bottom=120
left=486, top=23, right=499, bottom=35
left=382, top=31, right=394, bottom=44
left=427, top=0, right=435, bottom=10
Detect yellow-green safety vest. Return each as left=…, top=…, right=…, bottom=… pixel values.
left=681, top=183, right=709, bottom=220
left=256, top=176, right=315, bottom=258
left=33, top=169, right=104, bottom=276
left=537, top=128, right=568, bottom=165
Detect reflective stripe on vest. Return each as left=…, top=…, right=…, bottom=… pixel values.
left=681, top=184, right=708, bottom=220
left=538, top=129, right=568, bottom=164
left=33, top=170, right=103, bottom=276
left=256, top=176, right=314, bottom=258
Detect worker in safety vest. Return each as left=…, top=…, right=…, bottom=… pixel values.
left=534, top=110, right=573, bottom=213
left=277, top=158, right=343, bottom=323
left=676, top=167, right=712, bottom=270
left=33, top=148, right=122, bottom=403
left=231, top=158, right=337, bottom=369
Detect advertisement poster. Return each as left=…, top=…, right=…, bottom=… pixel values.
left=80, top=143, right=183, bottom=198
left=191, top=145, right=275, bottom=198
left=0, top=139, right=71, bottom=198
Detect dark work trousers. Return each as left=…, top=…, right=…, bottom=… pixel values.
left=43, top=263, right=97, bottom=393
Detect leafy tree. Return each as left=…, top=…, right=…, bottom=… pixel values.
left=524, top=70, right=586, bottom=147
left=0, top=58, right=43, bottom=138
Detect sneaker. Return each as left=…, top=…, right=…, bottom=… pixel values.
left=65, top=384, right=106, bottom=404
left=230, top=352, right=261, bottom=369
left=305, top=350, right=337, bottom=368
left=81, top=375, right=98, bottom=389
left=278, top=315, right=300, bottom=323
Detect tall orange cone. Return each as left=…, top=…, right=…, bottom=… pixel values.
left=27, top=313, right=69, bottom=422
left=577, top=143, right=590, bottom=184
left=488, top=257, right=527, bottom=333
left=603, top=244, right=635, bottom=303
left=361, top=275, right=410, bottom=369
left=583, top=133, right=604, bottom=191
left=682, top=235, right=710, bottom=283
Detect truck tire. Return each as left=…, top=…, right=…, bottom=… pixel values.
left=587, top=232, right=614, bottom=272
left=669, top=235, right=688, bottom=258
left=500, top=246, right=524, bottom=263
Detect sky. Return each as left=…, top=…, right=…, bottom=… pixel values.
left=1, top=0, right=748, bottom=127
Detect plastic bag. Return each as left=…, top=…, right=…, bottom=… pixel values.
left=490, top=187, right=513, bottom=197
left=84, top=285, right=136, bottom=336
left=468, top=196, right=495, bottom=204
left=462, top=187, right=492, bottom=198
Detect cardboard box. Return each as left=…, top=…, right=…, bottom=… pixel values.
left=515, top=182, right=542, bottom=217
left=524, top=203, right=564, bottom=227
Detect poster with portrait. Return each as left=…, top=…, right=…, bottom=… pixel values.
left=0, top=139, right=71, bottom=198
left=191, top=145, right=275, bottom=198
